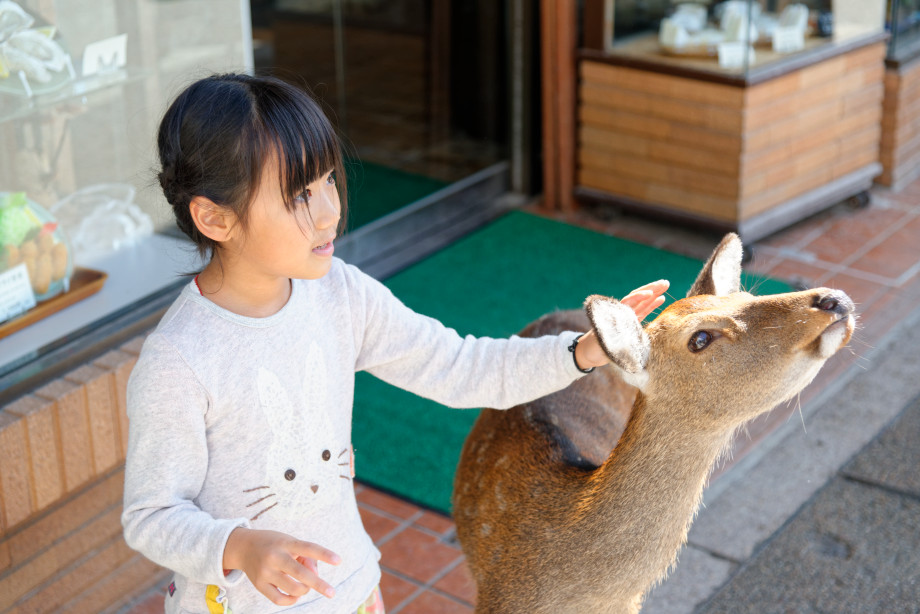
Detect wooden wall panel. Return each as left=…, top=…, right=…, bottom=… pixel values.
left=879, top=56, right=920, bottom=189
left=576, top=42, right=885, bottom=229
left=541, top=0, right=577, bottom=210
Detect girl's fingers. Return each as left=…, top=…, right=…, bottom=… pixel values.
left=642, top=279, right=670, bottom=293
left=621, top=291, right=663, bottom=315
left=637, top=296, right=666, bottom=319
left=270, top=570, right=313, bottom=599
left=256, top=580, right=300, bottom=607
left=620, top=289, right=653, bottom=306
left=290, top=541, right=341, bottom=567
left=296, top=555, right=319, bottom=575
left=625, top=280, right=669, bottom=297
left=620, top=280, right=669, bottom=320
left=280, top=556, right=336, bottom=599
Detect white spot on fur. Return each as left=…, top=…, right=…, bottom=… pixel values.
left=618, top=369, right=649, bottom=390
left=818, top=318, right=849, bottom=358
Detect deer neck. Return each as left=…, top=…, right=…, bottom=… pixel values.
left=582, top=393, right=733, bottom=570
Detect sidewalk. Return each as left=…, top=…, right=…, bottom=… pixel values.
left=121, top=177, right=920, bottom=614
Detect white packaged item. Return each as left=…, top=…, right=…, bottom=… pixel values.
left=670, top=3, right=709, bottom=33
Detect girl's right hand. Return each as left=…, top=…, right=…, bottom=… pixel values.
left=224, top=527, right=341, bottom=606
left=619, top=279, right=669, bottom=321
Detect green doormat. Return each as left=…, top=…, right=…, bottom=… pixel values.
left=352, top=211, right=791, bottom=514
left=346, top=161, right=449, bottom=230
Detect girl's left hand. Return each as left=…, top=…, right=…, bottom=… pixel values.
left=574, top=279, right=669, bottom=371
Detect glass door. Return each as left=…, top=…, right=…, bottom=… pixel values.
left=250, top=0, right=526, bottom=276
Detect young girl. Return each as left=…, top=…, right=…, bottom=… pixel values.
left=121, top=73, right=668, bottom=614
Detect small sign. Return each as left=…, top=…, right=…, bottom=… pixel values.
left=82, top=33, right=127, bottom=76
left=0, top=263, right=37, bottom=324
left=718, top=41, right=753, bottom=69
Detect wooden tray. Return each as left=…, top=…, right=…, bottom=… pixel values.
left=0, top=267, right=108, bottom=340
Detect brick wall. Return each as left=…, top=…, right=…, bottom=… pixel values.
left=0, top=335, right=170, bottom=614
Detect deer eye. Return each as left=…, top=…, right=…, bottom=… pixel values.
left=284, top=469, right=296, bottom=481
left=688, top=331, right=714, bottom=353
left=322, top=450, right=331, bottom=461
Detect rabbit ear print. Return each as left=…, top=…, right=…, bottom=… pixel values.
left=241, top=367, right=293, bottom=522
left=304, top=343, right=354, bottom=483
left=257, top=367, right=293, bottom=432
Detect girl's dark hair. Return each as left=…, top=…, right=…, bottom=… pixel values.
left=157, top=73, right=347, bottom=258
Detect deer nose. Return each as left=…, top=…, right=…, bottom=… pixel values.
left=814, top=290, right=854, bottom=316
left=311, top=485, right=319, bottom=494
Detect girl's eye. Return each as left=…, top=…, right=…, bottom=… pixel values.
left=327, top=171, right=336, bottom=185
left=322, top=450, right=331, bottom=461
left=284, top=469, right=296, bottom=481
left=297, top=189, right=311, bottom=204
left=688, top=331, right=714, bottom=353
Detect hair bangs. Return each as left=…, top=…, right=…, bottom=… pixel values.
left=260, top=89, right=344, bottom=214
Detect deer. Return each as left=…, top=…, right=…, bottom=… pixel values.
left=452, top=233, right=855, bottom=614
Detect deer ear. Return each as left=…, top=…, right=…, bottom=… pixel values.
left=687, top=233, right=743, bottom=298
left=585, top=295, right=650, bottom=390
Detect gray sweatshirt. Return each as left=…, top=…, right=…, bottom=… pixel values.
left=122, top=258, right=586, bottom=614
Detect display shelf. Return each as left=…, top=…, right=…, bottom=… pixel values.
left=582, top=30, right=888, bottom=86
left=0, top=67, right=151, bottom=125
left=0, top=232, right=201, bottom=375
left=0, top=267, right=106, bottom=340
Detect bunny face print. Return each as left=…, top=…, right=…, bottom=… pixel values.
left=245, top=342, right=352, bottom=522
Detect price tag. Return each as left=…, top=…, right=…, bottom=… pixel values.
left=0, top=263, right=37, bottom=324
left=718, top=41, right=753, bottom=69
left=773, top=26, right=805, bottom=53
left=82, top=33, right=128, bottom=76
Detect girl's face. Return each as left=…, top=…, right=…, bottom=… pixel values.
left=228, top=157, right=341, bottom=282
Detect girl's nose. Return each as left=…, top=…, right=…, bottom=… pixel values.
left=314, top=189, right=340, bottom=230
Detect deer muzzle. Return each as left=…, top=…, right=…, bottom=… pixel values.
left=814, top=290, right=855, bottom=318
left=813, top=289, right=855, bottom=357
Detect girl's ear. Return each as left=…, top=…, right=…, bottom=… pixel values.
left=189, top=196, right=237, bottom=243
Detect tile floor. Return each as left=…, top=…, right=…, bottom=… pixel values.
left=120, top=176, right=920, bottom=613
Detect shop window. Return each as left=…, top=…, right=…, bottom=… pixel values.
left=586, top=0, right=886, bottom=78
left=0, top=0, right=251, bottom=379
left=888, top=0, right=920, bottom=62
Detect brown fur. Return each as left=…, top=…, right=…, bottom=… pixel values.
left=452, top=234, right=855, bottom=613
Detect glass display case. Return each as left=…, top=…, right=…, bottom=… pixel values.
left=888, top=0, right=920, bottom=62
left=573, top=0, right=887, bottom=243
left=0, top=0, right=251, bottom=375
left=597, top=0, right=886, bottom=78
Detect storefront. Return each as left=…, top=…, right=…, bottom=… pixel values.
left=0, top=0, right=540, bottom=609
left=879, top=0, right=920, bottom=190
left=543, top=0, right=889, bottom=242
left=1, top=0, right=542, bottom=392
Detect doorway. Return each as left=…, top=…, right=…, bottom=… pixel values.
left=250, top=0, right=533, bottom=275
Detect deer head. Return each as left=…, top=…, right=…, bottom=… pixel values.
left=587, top=233, right=855, bottom=431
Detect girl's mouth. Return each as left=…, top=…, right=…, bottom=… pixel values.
left=312, top=241, right=334, bottom=257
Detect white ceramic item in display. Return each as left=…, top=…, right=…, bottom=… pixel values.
left=50, top=184, right=153, bottom=264
left=0, top=1, right=74, bottom=97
